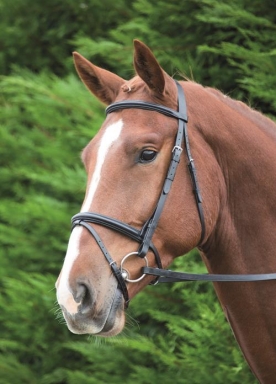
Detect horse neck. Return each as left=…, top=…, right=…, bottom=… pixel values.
left=190, top=85, right=276, bottom=270
left=186, top=83, right=276, bottom=383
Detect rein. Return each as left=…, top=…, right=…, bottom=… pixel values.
left=72, top=80, right=276, bottom=307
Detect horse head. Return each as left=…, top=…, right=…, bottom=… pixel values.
left=55, top=40, right=221, bottom=336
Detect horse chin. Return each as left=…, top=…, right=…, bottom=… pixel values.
left=61, top=288, right=125, bottom=337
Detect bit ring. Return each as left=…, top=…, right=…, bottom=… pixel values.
left=120, top=251, right=148, bottom=283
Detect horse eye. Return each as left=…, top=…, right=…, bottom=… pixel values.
left=139, top=150, right=157, bottom=163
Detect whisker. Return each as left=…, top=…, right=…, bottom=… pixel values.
left=125, top=312, right=140, bottom=330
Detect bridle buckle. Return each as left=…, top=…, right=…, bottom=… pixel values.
left=172, top=145, right=183, bottom=153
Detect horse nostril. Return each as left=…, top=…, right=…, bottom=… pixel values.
left=74, top=283, right=94, bottom=314
left=74, top=283, right=86, bottom=303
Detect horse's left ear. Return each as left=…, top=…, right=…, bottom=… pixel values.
left=133, top=40, right=167, bottom=95
left=73, top=52, right=125, bottom=105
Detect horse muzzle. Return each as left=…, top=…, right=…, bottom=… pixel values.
left=58, top=284, right=125, bottom=336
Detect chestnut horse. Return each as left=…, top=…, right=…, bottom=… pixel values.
left=56, top=40, right=276, bottom=383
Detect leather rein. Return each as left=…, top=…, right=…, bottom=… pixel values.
left=72, top=80, right=276, bottom=307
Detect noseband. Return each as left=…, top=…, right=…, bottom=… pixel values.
left=72, top=80, right=276, bottom=307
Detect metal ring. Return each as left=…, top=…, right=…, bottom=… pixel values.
left=120, top=251, right=148, bottom=283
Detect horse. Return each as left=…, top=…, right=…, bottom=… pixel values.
left=55, top=40, right=276, bottom=383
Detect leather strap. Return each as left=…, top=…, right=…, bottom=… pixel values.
left=106, top=100, right=188, bottom=122
left=143, top=267, right=276, bottom=283
left=72, top=212, right=144, bottom=242
left=72, top=219, right=130, bottom=305
left=133, top=81, right=205, bottom=257
left=72, top=212, right=163, bottom=269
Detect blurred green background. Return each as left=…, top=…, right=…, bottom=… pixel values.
left=1, top=0, right=275, bottom=382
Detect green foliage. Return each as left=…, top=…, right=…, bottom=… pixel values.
left=73, top=0, right=276, bottom=117
left=197, top=0, right=276, bottom=115
left=0, top=70, right=105, bottom=275
left=1, top=0, right=274, bottom=383
left=0, top=0, right=134, bottom=75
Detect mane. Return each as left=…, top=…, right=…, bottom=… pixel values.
left=205, top=86, right=276, bottom=139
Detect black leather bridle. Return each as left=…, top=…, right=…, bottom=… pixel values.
left=72, top=80, right=276, bottom=307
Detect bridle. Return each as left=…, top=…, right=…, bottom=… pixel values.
left=72, top=80, right=276, bottom=307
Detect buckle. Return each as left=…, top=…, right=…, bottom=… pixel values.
left=172, top=145, right=183, bottom=153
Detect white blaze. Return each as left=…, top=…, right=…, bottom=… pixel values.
left=81, top=118, right=124, bottom=212
left=56, top=226, right=83, bottom=314
left=56, top=119, right=124, bottom=313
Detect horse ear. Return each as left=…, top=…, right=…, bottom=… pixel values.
left=73, top=52, right=125, bottom=105
left=133, top=40, right=166, bottom=95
